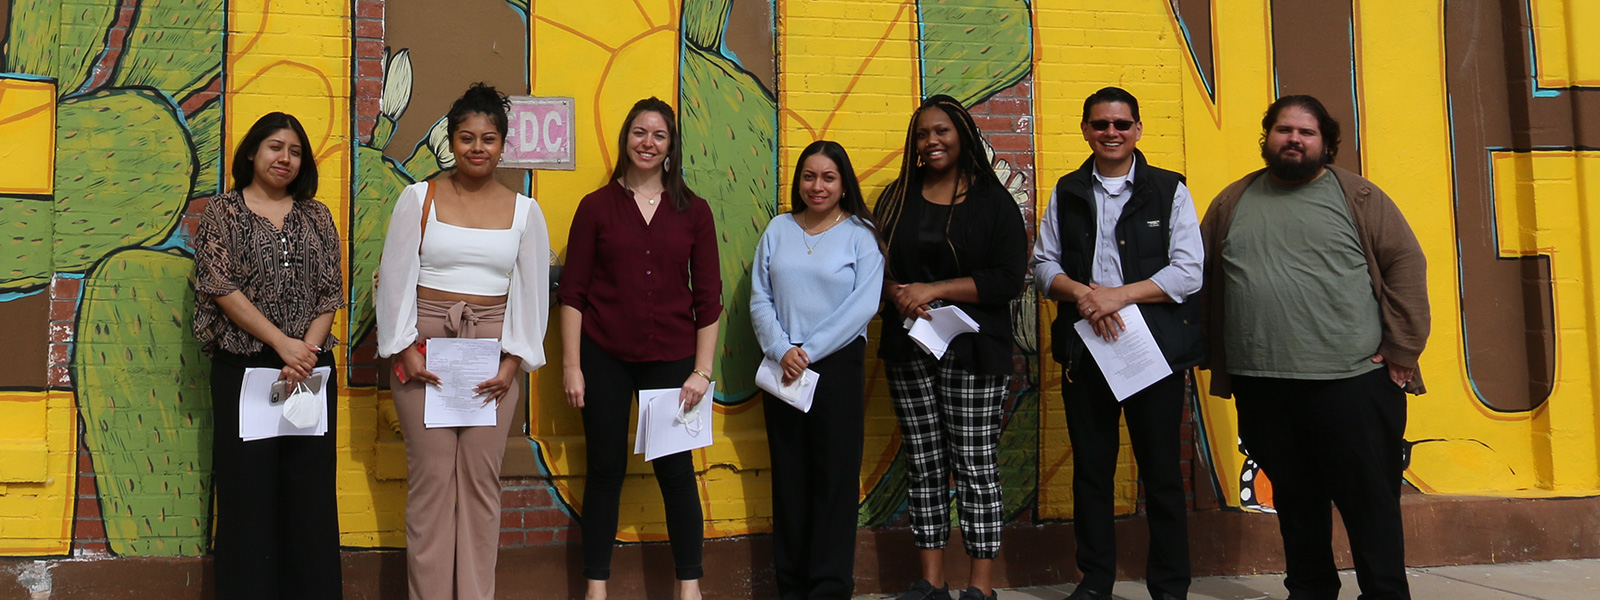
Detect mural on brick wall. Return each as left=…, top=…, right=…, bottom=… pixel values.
left=1, top=0, right=1598, bottom=559
left=0, top=0, right=350, bottom=556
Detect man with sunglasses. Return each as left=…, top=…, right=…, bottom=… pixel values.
left=1030, top=86, right=1202, bottom=600
left=1199, top=95, right=1429, bottom=600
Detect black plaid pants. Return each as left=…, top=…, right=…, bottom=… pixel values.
left=886, top=352, right=1007, bottom=559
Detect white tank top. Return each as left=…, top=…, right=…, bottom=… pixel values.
left=416, top=195, right=532, bottom=296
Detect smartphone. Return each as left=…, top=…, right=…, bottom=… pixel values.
left=269, top=371, right=326, bottom=404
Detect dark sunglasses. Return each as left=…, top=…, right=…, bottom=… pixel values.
left=1088, top=119, right=1136, bottom=131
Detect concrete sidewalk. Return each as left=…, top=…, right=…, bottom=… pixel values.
left=854, top=559, right=1600, bottom=599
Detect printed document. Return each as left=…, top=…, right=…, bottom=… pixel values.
left=239, top=367, right=330, bottom=441
left=755, top=357, right=818, bottom=413
left=904, top=305, right=981, bottom=359
left=424, top=337, right=503, bottom=428
left=633, top=383, right=716, bottom=461
left=1073, top=305, right=1173, bottom=401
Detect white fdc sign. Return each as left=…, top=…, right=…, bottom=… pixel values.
left=502, top=96, right=575, bottom=170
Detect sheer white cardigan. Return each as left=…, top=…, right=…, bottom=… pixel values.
left=375, top=181, right=550, bottom=372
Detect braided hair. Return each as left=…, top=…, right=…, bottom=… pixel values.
left=872, top=94, right=1000, bottom=278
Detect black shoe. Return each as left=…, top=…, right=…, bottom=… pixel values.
left=1155, top=594, right=1184, bottom=600
left=958, top=587, right=997, bottom=600
left=1063, top=587, right=1109, bottom=600
left=899, top=579, right=954, bottom=600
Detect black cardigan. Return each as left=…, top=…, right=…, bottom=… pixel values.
left=877, top=175, right=1029, bottom=375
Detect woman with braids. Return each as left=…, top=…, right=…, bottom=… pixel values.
left=750, top=140, right=884, bottom=599
left=873, top=95, right=1029, bottom=600
left=559, top=97, right=720, bottom=600
left=376, top=82, right=551, bottom=600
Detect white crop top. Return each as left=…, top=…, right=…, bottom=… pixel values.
left=416, top=196, right=532, bottom=296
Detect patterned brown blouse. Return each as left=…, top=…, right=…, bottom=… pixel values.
left=192, top=190, right=345, bottom=356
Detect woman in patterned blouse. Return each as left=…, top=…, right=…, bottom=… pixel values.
left=192, top=112, right=344, bottom=599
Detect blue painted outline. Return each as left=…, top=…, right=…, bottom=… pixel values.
left=1171, top=2, right=1216, bottom=99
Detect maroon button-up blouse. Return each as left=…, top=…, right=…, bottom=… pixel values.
left=558, top=180, right=722, bottom=362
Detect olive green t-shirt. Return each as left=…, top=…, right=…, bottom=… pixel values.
left=1220, top=172, right=1383, bottom=379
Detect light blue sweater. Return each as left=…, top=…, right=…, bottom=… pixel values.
left=749, top=213, right=885, bottom=363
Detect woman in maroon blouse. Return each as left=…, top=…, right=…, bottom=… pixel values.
left=192, top=112, right=343, bottom=599
left=558, top=97, right=721, bottom=600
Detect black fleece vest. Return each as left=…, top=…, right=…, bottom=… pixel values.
left=1051, top=152, right=1203, bottom=373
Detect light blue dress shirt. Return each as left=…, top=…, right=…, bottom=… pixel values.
left=750, top=213, right=886, bottom=362
left=1029, top=163, right=1204, bottom=301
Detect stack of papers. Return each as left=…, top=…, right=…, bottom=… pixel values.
left=424, top=337, right=504, bottom=428
left=1072, top=304, right=1173, bottom=401
left=633, top=383, right=716, bottom=461
left=755, top=357, right=818, bottom=413
left=903, top=305, right=981, bottom=359
left=239, top=367, right=331, bottom=441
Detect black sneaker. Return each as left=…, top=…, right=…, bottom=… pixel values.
left=898, top=578, right=953, bottom=600
left=958, top=586, right=997, bottom=600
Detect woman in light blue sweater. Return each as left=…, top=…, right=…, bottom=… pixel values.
left=750, top=140, right=885, bottom=600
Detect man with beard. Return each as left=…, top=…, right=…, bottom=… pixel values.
left=1198, top=95, right=1430, bottom=600
left=1031, top=86, right=1202, bottom=600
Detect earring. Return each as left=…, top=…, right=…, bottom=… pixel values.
left=665, top=156, right=672, bottom=172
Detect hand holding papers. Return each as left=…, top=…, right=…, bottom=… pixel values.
left=903, top=305, right=981, bottom=359
left=756, top=357, right=818, bottom=413
left=424, top=337, right=503, bottom=428
left=239, top=367, right=331, bottom=440
left=1073, top=305, right=1172, bottom=401
left=634, top=383, right=716, bottom=461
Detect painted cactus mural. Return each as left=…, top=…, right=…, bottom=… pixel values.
left=74, top=248, right=213, bottom=556
left=2, top=0, right=222, bottom=556
left=680, top=0, right=778, bottom=402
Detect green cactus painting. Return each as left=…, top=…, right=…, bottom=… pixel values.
left=53, top=88, right=197, bottom=274
left=110, top=0, right=223, bottom=101
left=75, top=248, right=213, bottom=557
left=679, top=0, right=778, bottom=402
left=918, top=0, right=1032, bottom=106
left=0, top=195, right=52, bottom=291
left=1, top=0, right=117, bottom=96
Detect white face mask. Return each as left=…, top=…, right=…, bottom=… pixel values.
left=282, top=379, right=325, bottom=429
left=676, top=398, right=703, bottom=437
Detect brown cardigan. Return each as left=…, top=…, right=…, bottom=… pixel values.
left=1198, top=165, right=1430, bottom=397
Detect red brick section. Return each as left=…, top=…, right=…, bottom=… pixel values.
left=497, top=477, right=576, bottom=549
left=73, top=439, right=110, bottom=554
left=353, top=0, right=386, bottom=143
left=48, top=277, right=79, bottom=389
left=80, top=0, right=140, bottom=93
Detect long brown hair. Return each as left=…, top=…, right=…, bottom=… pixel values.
left=609, top=97, right=692, bottom=212
left=872, top=95, right=1000, bottom=276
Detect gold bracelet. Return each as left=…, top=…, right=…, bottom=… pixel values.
left=692, top=369, right=712, bottom=382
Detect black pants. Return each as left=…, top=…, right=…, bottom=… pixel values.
left=579, top=335, right=704, bottom=581
left=1061, top=359, right=1189, bottom=599
left=1234, top=368, right=1409, bottom=600
left=210, top=349, right=342, bottom=600
left=765, top=338, right=866, bottom=600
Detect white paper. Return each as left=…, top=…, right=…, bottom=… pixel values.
left=239, top=367, right=330, bottom=441
left=903, top=305, right=981, bottom=359
left=1072, top=305, right=1173, bottom=401
left=755, top=357, right=818, bottom=413
left=423, top=337, right=503, bottom=428
left=633, top=383, right=716, bottom=461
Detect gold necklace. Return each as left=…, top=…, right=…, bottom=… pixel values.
left=801, top=211, right=844, bottom=255
left=625, top=182, right=663, bottom=205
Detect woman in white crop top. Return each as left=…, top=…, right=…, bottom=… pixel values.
left=374, top=82, right=550, bottom=600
